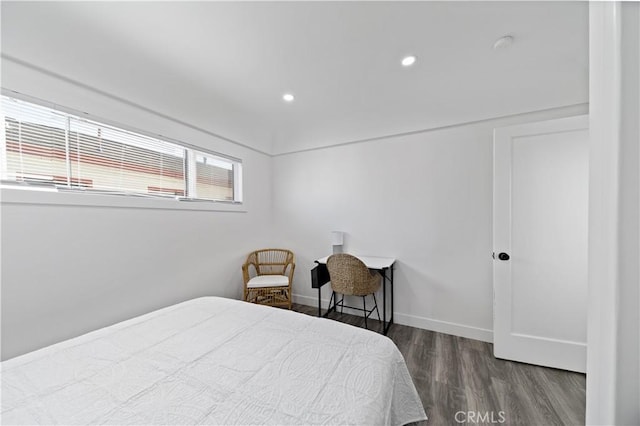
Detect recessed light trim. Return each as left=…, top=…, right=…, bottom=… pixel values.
left=282, top=93, right=295, bottom=102
left=401, top=55, right=417, bottom=67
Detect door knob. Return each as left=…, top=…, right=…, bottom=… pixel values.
left=498, top=252, right=510, bottom=261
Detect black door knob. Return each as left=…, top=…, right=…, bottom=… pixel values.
left=498, top=252, right=510, bottom=261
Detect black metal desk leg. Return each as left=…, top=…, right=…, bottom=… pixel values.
left=385, top=265, right=394, bottom=334
left=318, top=287, right=322, bottom=317
left=382, top=268, right=387, bottom=334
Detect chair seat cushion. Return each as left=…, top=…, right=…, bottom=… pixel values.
left=247, top=275, right=289, bottom=288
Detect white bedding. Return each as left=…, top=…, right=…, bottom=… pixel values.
left=1, top=297, right=426, bottom=425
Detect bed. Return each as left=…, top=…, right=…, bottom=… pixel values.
left=1, top=297, right=427, bottom=425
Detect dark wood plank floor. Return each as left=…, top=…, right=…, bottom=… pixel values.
left=292, top=303, right=586, bottom=426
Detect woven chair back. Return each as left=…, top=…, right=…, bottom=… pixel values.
left=250, top=249, right=294, bottom=275
left=327, top=253, right=379, bottom=297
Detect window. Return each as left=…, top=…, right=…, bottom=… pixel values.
left=1, top=95, right=242, bottom=203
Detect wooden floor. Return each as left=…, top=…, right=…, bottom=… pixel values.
left=292, top=303, right=586, bottom=426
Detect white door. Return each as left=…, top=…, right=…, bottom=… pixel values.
left=493, top=115, right=589, bottom=373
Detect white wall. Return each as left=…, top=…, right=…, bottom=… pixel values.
left=616, top=4, right=640, bottom=424
left=586, top=2, right=640, bottom=425
left=0, top=60, right=273, bottom=360
left=272, top=104, right=587, bottom=342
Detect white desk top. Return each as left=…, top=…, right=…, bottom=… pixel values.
left=315, top=255, right=396, bottom=270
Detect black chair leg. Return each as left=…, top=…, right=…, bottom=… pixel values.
left=372, top=293, right=381, bottom=322
left=363, top=296, right=368, bottom=329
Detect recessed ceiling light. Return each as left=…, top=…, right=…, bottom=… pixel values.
left=401, top=56, right=417, bottom=67
left=282, top=93, right=295, bottom=102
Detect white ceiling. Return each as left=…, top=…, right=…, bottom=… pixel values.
left=1, top=1, right=588, bottom=155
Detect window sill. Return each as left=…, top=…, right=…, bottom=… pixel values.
left=0, top=186, right=247, bottom=213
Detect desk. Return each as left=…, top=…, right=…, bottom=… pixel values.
left=311, top=255, right=396, bottom=335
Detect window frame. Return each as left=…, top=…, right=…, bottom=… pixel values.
left=1, top=92, right=245, bottom=211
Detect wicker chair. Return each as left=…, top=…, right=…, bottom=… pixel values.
left=326, top=253, right=381, bottom=329
left=242, top=249, right=295, bottom=309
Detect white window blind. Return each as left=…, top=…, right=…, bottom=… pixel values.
left=67, top=118, right=186, bottom=196
left=1, top=95, right=242, bottom=202
left=195, top=151, right=234, bottom=201
left=2, top=97, right=69, bottom=186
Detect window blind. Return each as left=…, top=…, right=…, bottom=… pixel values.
left=195, top=151, right=234, bottom=201
left=1, top=95, right=241, bottom=202
left=67, top=117, right=186, bottom=195
left=2, top=97, right=69, bottom=186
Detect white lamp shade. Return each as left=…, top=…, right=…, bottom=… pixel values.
left=331, top=231, right=344, bottom=246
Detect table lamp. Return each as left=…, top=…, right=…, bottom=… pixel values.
left=332, top=231, right=344, bottom=254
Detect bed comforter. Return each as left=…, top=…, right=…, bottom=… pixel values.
left=1, top=297, right=426, bottom=425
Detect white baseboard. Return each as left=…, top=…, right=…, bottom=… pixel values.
left=293, top=293, right=493, bottom=343
left=393, top=312, right=493, bottom=343
left=293, top=293, right=323, bottom=306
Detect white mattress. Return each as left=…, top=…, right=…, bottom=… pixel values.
left=1, top=297, right=427, bottom=425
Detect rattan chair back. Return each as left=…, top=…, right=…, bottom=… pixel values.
left=327, top=253, right=381, bottom=297
left=242, top=248, right=295, bottom=309
left=245, top=249, right=294, bottom=276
